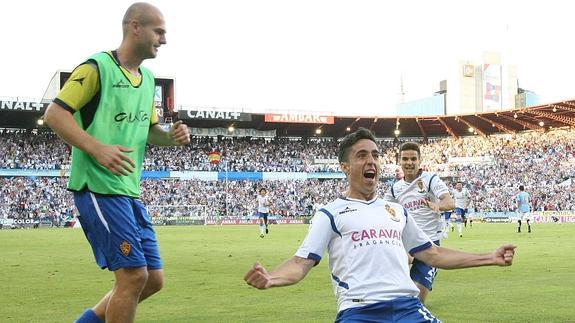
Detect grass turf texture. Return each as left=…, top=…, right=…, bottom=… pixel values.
left=0, top=222, right=572, bottom=322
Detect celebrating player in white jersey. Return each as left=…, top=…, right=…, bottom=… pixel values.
left=384, top=142, right=455, bottom=304
left=244, top=128, right=516, bottom=322
left=256, top=188, right=271, bottom=237
left=453, top=182, right=472, bottom=237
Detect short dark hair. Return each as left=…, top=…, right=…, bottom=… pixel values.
left=519, top=185, right=525, bottom=191
left=338, top=127, right=377, bottom=163
left=259, top=188, right=267, bottom=193
left=399, top=142, right=421, bottom=157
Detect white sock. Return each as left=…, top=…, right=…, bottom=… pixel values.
left=457, top=222, right=463, bottom=235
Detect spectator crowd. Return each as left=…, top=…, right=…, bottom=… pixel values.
left=1, top=127, right=575, bottom=222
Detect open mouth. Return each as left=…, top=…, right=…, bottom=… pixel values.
left=363, top=170, right=376, bottom=179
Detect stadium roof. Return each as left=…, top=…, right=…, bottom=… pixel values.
left=3, top=99, right=575, bottom=139
left=173, top=99, right=575, bottom=139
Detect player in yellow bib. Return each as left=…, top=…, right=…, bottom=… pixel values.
left=44, top=3, right=190, bottom=323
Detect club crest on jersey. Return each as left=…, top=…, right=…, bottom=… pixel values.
left=120, top=241, right=131, bottom=256
left=417, top=179, right=425, bottom=193
left=385, top=204, right=400, bottom=222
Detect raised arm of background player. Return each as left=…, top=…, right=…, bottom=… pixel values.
left=423, top=192, right=455, bottom=214
left=383, top=186, right=455, bottom=214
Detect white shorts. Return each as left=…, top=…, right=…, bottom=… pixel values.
left=518, top=212, right=532, bottom=222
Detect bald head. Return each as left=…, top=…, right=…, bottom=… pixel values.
left=122, top=2, right=163, bottom=35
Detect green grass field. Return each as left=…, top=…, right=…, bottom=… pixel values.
left=1, top=222, right=573, bottom=322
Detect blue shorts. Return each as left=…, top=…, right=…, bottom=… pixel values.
left=335, top=296, right=441, bottom=323
left=455, top=208, right=467, bottom=221
left=74, top=191, right=162, bottom=271
left=257, top=212, right=269, bottom=221
left=443, top=211, right=452, bottom=221
left=411, top=240, right=440, bottom=291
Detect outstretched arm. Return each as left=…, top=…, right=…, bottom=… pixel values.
left=244, top=256, right=316, bottom=289
left=414, top=244, right=516, bottom=269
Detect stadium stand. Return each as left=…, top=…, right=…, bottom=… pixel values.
left=2, top=125, right=575, bottom=227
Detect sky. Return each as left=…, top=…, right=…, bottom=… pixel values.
left=1, top=0, right=574, bottom=117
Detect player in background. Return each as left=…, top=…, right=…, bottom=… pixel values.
left=256, top=188, right=271, bottom=237
left=244, top=127, right=516, bottom=322
left=467, top=198, right=476, bottom=228
left=43, top=3, right=190, bottom=323
left=308, top=197, right=326, bottom=226
left=516, top=185, right=532, bottom=233
left=442, top=182, right=456, bottom=236
left=384, top=142, right=455, bottom=304
left=442, top=209, right=454, bottom=238
left=453, top=181, right=472, bottom=237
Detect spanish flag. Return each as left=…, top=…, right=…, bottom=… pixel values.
left=208, top=151, right=221, bottom=164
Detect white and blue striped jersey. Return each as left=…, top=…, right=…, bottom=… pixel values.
left=453, top=188, right=471, bottom=209
left=295, top=196, right=432, bottom=313
left=384, top=171, right=450, bottom=241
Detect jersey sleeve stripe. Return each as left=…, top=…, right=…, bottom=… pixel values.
left=409, top=241, right=432, bottom=256
left=53, top=98, right=77, bottom=114
left=307, top=252, right=322, bottom=266
left=428, top=174, right=437, bottom=192
left=319, top=208, right=342, bottom=238
left=331, top=274, right=350, bottom=289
